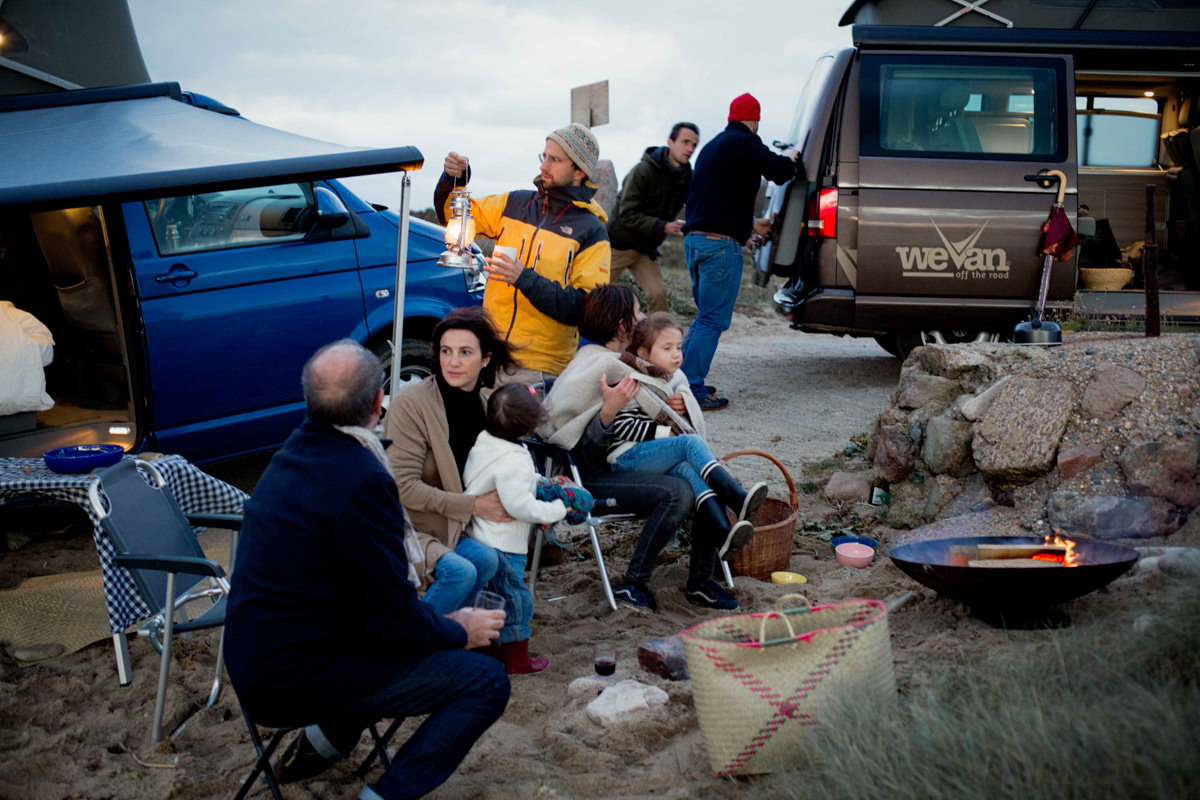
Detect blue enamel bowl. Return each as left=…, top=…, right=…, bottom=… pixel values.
left=43, top=444, right=124, bottom=474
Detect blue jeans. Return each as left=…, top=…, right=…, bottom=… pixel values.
left=421, top=537, right=500, bottom=615
left=611, top=434, right=718, bottom=502
left=681, top=234, right=743, bottom=399
left=306, top=649, right=509, bottom=800
left=488, top=550, right=533, bottom=644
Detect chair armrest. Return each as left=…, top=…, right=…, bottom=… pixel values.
left=113, top=553, right=226, bottom=579
left=185, top=512, right=244, bottom=530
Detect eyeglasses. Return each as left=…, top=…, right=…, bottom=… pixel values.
left=538, top=152, right=567, bottom=166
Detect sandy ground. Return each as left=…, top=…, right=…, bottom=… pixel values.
left=2, top=302, right=1196, bottom=800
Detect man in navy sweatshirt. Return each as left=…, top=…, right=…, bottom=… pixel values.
left=225, top=339, right=509, bottom=800
left=681, top=93, right=797, bottom=410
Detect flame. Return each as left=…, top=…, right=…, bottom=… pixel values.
left=1031, top=553, right=1065, bottom=563
left=1044, top=534, right=1081, bottom=567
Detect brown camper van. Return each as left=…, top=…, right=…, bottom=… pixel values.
left=760, top=19, right=1200, bottom=357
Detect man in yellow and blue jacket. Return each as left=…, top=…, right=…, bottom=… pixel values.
left=436, top=124, right=611, bottom=382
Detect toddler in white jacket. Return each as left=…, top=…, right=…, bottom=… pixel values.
left=463, top=383, right=567, bottom=675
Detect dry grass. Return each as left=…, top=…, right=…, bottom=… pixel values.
left=737, top=586, right=1200, bottom=800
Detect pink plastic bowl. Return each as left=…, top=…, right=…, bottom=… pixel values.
left=835, top=542, right=875, bottom=569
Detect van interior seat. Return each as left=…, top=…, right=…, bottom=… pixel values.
left=972, top=114, right=1032, bottom=154
left=30, top=208, right=119, bottom=342
left=1162, top=95, right=1195, bottom=168
left=1162, top=95, right=1200, bottom=273
left=30, top=207, right=126, bottom=402
left=927, top=85, right=982, bottom=153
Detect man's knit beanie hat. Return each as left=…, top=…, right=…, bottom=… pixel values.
left=547, top=123, right=600, bottom=179
left=728, top=93, right=761, bottom=122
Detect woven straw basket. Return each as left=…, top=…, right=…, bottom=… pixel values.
left=1079, top=267, right=1132, bottom=291
left=722, top=450, right=800, bottom=581
left=681, top=594, right=896, bottom=776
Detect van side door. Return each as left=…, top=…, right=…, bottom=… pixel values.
left=126, top=182, right=366, bottom=461
left=854, top=52, right=1074, bottom=317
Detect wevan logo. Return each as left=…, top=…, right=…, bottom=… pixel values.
left=895, top=220, right=1011, bottom=279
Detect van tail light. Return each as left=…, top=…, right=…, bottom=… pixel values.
left=807, top=187, right=837, bottom=239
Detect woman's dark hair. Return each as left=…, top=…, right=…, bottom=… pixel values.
left=485, top=383, right=547, bottom=442
left=430, top=306, right=517, bottom=388
left=629, top=312, right=683, bottom=357
left=579, top=284, right=639, bottom=344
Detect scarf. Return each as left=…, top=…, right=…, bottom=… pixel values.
left=335, top=424, right=423, bottom=588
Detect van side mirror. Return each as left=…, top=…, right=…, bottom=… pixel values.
left=314, top=186, right=351, bottom=229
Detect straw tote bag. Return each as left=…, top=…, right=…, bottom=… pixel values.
left=680, top=594, right=895, bottom=776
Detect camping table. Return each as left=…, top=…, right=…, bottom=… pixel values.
left=0, top=454, right=247, bottom=684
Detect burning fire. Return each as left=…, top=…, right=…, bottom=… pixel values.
left=1044, top=534, right=1081, bottom=567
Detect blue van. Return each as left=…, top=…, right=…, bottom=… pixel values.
left=0, top=83, right=482, bottom=462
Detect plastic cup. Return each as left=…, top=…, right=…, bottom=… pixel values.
left=492, top=245, right=517, bottom=262
left=474, top=590, right=505, bottom=611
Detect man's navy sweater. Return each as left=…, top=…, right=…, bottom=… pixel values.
left=225, top=419, right=465, bottom=724
left=683, top=120, right=796, bottom=245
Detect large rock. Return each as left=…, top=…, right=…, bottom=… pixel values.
left=585, top=679, right=669, bottom=727
left=874, top=425, right=914, bottom=484
left=1046, top=491, right=1181, bottom=539
left=591, top=159, right=619, bottom=219
left=972, top=377, right=1074, bottom=480
left=922, top=413, right=974, bottom=476
left=1118, top=434, right=1200, bottom=508
left=1080, top=363, right=1145, bottom=420
left=957, top=375, right=1012, bottom=421
left=896, top=370, right=961, bottom=412
left=915, top=345, right=997, bottom=383
left=637, top=635, right=689, bottom=681
left=1058, top=445, right=1103, bottom=479
left=824, top=471, right=873, bottom=504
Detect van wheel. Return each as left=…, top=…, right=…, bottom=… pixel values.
left=877, top=330, right=999, bottom=359
left=372, top=337, right=434, bottom=406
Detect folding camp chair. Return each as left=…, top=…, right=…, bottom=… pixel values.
left=235, top=715, right=405, bottom=800
left=524, top=440, right=734, bottom=612
left=87, top=458, right=241, bottom=745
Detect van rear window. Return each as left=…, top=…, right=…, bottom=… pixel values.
left=860, top=54, right=1067, bottom=162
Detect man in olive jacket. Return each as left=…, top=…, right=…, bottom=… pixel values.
left=607, top=122, right=699, bottom=313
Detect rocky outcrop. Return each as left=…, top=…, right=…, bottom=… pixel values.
left=863, top=335, right=1200, bottom=539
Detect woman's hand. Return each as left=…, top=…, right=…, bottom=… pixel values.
left=599, top=374, right=639, bottom=425
left=472, top=489, right=513, bottom=523
left=448, top=607, right=504, bottom=648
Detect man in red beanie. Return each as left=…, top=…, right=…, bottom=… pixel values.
left=680, top=93, right=797, bottom=410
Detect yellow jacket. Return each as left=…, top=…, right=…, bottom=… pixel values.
left=437, top=174, right=610, bottom=374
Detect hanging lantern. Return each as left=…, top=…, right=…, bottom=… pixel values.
left=437, top=189, right=476, bottom=269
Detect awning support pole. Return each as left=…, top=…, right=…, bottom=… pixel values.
left=390, top=171, right=411, bottom=399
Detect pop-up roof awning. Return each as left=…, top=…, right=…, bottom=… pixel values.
left=0, top=82, right=423, bottom=211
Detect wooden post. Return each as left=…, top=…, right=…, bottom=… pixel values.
left=1144, top=184, right=1160, bottom=338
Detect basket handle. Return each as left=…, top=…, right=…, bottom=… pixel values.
left=721, top=449, right=799, bottom=508
left=757, top=594, right=812, bottom=647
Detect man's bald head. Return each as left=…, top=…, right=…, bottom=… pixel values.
left=301, top=339, right=383, bottom=427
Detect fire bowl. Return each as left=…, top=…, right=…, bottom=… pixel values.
left=889, top=536, right=1138, bottom=610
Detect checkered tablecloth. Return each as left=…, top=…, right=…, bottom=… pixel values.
left=0, top=454, right=247, bottom=633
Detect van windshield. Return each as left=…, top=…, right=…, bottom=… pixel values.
left=787, top=53, right=838, bottom=153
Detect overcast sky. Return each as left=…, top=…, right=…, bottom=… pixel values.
left=127, top=1, right=852, bottom=211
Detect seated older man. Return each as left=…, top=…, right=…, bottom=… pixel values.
left=224, top=339, right=509, bottom=800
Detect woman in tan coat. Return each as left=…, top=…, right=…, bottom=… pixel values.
left=386, top=307, right=547, bottom=673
